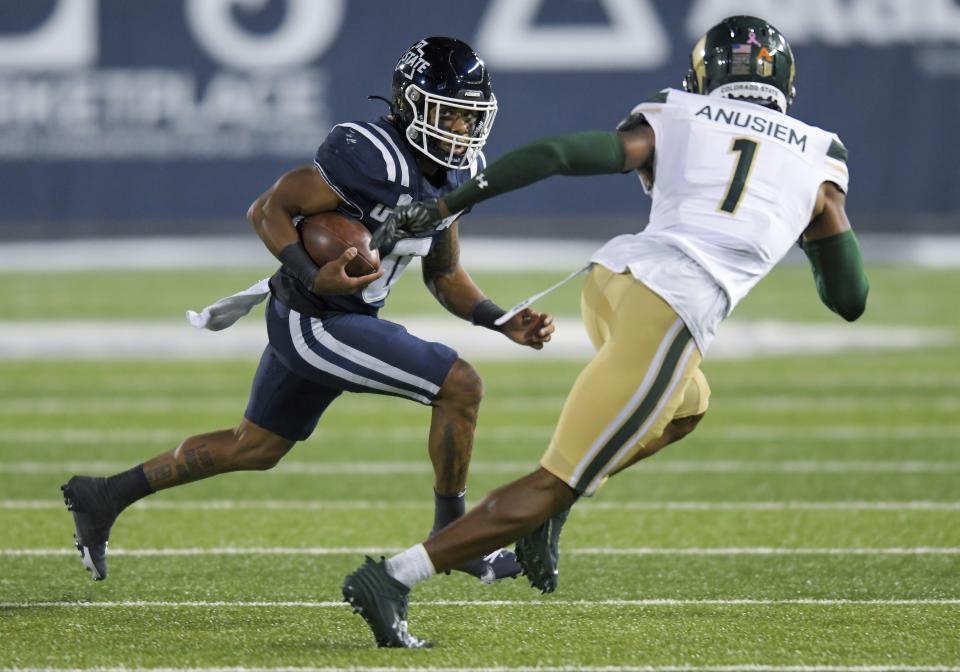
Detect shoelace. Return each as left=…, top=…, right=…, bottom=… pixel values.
left=481, top=549, right=506, bottom=563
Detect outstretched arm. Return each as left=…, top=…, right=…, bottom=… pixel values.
left=422, top=223, right=554, bottom=349
left=801, top=182, right=869, bottom=321
left=440, top=126, right=653, bottom=215
left=421, top=223, right=485, bottom=318
left=371, top=126, right=655, bottom=248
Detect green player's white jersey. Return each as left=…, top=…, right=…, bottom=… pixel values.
left=591, top=88, right=849, bottom=353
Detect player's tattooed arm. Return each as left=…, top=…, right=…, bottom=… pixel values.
left=422, top=223, right=555, bottom=346
left=422, top=223, right=484, bottom=318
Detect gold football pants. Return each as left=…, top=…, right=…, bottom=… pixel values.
left=541, top=265, right=710, bottom=496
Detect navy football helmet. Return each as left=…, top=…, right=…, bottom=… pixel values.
left=390, top=37, right=497, bottom=170
left=683, top=16, right=796, bottom=114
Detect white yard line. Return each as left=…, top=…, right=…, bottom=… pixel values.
left=4, top=499, right=960, bottom=511
left=2, top=598, right=959, bottom=608
left=1, top=395, right=959, bottom=414
left=4, top=547, right=960, bottom=557
left=3, top=426, right=958, bottom=445
left=2, top=666, right=959, bottom=672
left=2, top=233, right=959, bottom=270
left=2, top=666, right=958, bottom=672
left=0, top=319, right=952, bottom=362
left=730, top=396, right=960, bottom=412
left=0, top=398, right=245, bottom=413
left=0, top=427, right=552, bottom=444
left=3, top=459, right=960, bottom=475
left=568, top=548, right=960, bottom=556
left=717, top=373, right=960, bottom=388
left=0, top=236, right=608, bottom=272
left=715, top=426, right=960, bottom=440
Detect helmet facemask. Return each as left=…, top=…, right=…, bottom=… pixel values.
left=402, top=84, right=498, bottom=170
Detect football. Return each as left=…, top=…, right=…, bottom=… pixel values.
left=299, top=211, right=380, bottom=278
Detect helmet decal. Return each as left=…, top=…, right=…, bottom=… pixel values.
left=730, top=43, right=754, bottom=76
left=396, top=39, right=431, bottom=81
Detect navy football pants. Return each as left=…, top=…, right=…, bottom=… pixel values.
left=244, top=297, right=458, bottom=441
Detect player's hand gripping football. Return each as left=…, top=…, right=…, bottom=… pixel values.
left=500, top=308, right=555, bottom=350
left=371, top=199, right=444, bottom=249
left=311, top=248, right=384, bottom=295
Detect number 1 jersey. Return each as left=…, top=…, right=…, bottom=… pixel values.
left=591, top=88, right=849, bottom=352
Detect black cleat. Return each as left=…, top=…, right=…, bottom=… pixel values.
left=515, top=508, right=570, bottom=594
left=342, top=556, right=429, bottom=649
left=60, top=476, right=118, bottom=581
left=456, top=548, right=521, bottom=584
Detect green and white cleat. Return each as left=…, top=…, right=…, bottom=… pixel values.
left=342, top=556, right=430, bottom=649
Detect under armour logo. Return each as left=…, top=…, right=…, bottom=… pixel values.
left=476, top=173, right=488, bottom=189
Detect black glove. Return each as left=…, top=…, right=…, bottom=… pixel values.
left=371, top=199, right=443, bottom=249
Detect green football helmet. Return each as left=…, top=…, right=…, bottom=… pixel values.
left=683, top=15, right=796, bottom=114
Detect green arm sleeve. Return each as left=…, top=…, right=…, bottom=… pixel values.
left=444, top=130, right=625, bottom=214
left=802, top=230, right=869, bottom=322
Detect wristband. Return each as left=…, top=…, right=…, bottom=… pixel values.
left=470, top=298, right=506, bottom=331
left=278, top=241, right=321, bottom=289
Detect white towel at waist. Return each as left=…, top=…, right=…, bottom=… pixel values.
left=186, top=278, right=270, bottom=331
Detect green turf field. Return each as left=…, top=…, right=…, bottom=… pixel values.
left=1, top=264, right=959, bottom=327
left=1, top=264, right=958, bottom=671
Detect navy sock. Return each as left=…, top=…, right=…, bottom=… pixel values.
left=431, top=489, right=466, bottom=536
left=105, top=464, right=155, bottom=512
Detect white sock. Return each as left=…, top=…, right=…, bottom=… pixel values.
left=384, top=543, right=436, bottom=589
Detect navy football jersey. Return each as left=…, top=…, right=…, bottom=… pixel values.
left=269, top=117, right=486, bottom=318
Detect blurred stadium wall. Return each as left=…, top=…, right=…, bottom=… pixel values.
left=0, top=0, right=958, bottom=241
